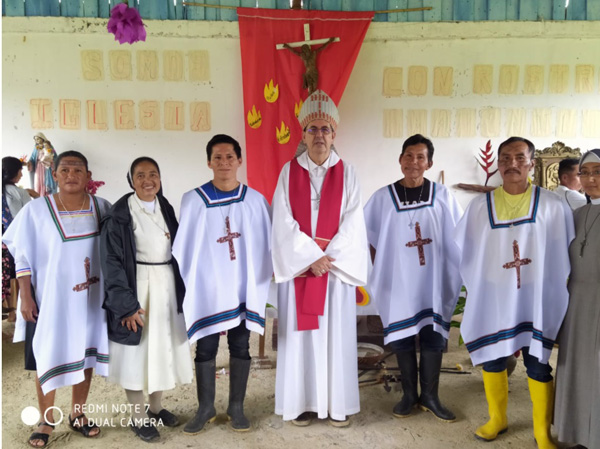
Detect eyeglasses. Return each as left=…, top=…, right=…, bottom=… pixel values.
left=306, top=126, right=332, bottom=136
left=578, top=169, right=600, bottom=178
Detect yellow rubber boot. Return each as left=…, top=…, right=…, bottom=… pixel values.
left=527, top=378, right=557, bottom=449
left=475, top=370, right=508, bottom=441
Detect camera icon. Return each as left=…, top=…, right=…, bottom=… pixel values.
left=21, top=406, right=64, bottom=426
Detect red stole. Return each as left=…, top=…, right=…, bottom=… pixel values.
left=289, top=156, right=344, bottom=331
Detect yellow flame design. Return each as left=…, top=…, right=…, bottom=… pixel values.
left=294, top=99, right=304, bottom=118
left=356, top=286, right=370, bottom=306
left=247, top=105, right=262, bottom=129
left=264, top=79, right=279, bottom=103
left=275, top=121, right=290, bottom=145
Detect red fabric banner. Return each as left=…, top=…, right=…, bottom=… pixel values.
left=237, top=7, right=373, bottom=202
left=289, top=158, right=344, bottom=330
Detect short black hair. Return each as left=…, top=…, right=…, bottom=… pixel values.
left=206, top=134, right=242, bottom=160
left=54, top=150, right=89, bottom=171
left=2, top=156, right=23, bottom=188
left=558, top=158, right=579, bottom=179
left=401, top=134, right=434, bottom=162
left=498, top=137, right=535, bottom=158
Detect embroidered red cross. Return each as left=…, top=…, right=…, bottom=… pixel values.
left=73, top=257, right=100, bottom=292
left=405, top=222, right=432, bottom=266
left=502, top=240, right=532, bottom=289
left=217, top=216, right=241, bottom=261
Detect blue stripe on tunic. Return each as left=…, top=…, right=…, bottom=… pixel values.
left=194, top=182, right=247, bottom=208
left=187, top=303, right=248, bottom=339
left=466, top=321, right=554, bottom=353
left=383, top=308, right=450, bottom=337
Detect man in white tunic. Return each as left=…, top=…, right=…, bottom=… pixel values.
left=364, top=134, right=462, bottom=423
left=454, top=137, right=574, bottom=449
left=3, top=151, right=110, bottom=447
left=172, top=134, right=272, bottom=434
left=272, top=90, right=368, bottom=427
left=554, top=158, right=587, bottom=211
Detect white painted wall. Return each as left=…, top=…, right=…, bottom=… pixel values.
left=3, top=17, right=600, bottom=210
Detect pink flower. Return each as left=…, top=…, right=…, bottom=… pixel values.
left=86, top=179, right=106, bottom=195
left=107, top=3, right=146, bottom=45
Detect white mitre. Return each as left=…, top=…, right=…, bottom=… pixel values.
left=297, top=89, right=340, bottom=130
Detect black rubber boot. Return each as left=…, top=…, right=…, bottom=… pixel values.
left=392, top=350, right=419, bottom=418
left=418, top=350, right=456, bottom=422
left=184, top=359, right=217, bottom=434
left=227, top=357, right=251, bottom=431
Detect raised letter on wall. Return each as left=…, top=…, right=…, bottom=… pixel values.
left=137, top=51, right=159, bottom=81
left=164, top=51, right=184, bottom=82
left=498, top=65, right=519, bottom=95
left=523, top=65, right=544, bottom=95
left=456, top=108, right=476, bottom=137
left=473, top=65, right=493, bottom=95
left=383, top=109, right=403, bottom=138
left=382, top=68, right=403, bottom=97
left=433, top=67, right=453, bottom=96
left=30, top=99, right=53, bottom=129
left=582, top=110, right=600, bottom=138
left=531, top=108, right=552, bottom=136
left=189, top=51, right=210, bottom=82
left=549, top=65, right=569, bottom=94
left=480, top=108, right=501, bottom=137
left=506, top=109, right=526, bottom=136
left=575, top=65, right=594, bottom=94
left=59, top=100, right=81, bottom=130
left=86, top=100, right=108, bottom=130
left=109, top=50, right=132, bottom=81
left=431, top=109, right=451, bottom=137
left=139, top=101, right=160, bottom=130
left=407, top=66, right=427, bottom=96
left=81, top=50, right=104, bottom=81
left=556, top=109, right=576, bottom=138
left=407, top=110, right=427, bottom=136
left=114, top=100, right=135, bottom=130
left=165, top=101, right=184, bottom=130
left=190, top=102, right=211, bottom=131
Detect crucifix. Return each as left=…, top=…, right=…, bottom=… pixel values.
left=405, top=222, right=432, bottom=266
left=73, top=257, right=100, bottom=292
left=276, top=24, right=340, bottom=94
left=217, top=216, right=241, bottom=261
left=502, top=240, right=532, bottom=289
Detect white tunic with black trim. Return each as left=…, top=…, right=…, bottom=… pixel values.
left=172, top=183, right=272, bottom=344
left=364, top=181, right=463, bottom=345
left=272, top=151, right=368, bottom=421
left=2, top=195, right=110, bottom=394
left=454, top=186, right=574, bottom=366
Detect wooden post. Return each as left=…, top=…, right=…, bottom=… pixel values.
left=252, top=318, right=276, bottom=369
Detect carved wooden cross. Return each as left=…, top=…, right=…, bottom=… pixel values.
left=405, top=222, right=432, bottom=266
left=217, top=216, right=241, bottom=261
left=502, top=240, right=532, bottom=289
left=73, top=257, right=100, bottom=292
left=276, top=24, right=340, bottom=93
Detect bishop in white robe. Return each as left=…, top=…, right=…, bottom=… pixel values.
left=272, top=90, right=368, bottom=426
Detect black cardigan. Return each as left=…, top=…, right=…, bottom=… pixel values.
left=100, top=192, right=185, bottom=345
